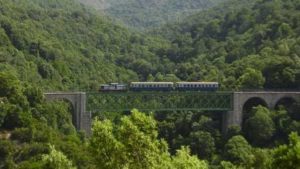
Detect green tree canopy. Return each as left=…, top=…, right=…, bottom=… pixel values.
left=271, top=132, right=300, bottom=169
left=224, top=135, right=254, bottom=166
left=244, top=106, right=275, bottom=146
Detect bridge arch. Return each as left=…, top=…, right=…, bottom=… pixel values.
left=44, top=92, right=91, bottom=135
left=223, top=92, right=300, bottom=133
left=242, top=97, right=269, bottom=112
left=51, top=98, right=76, bottom=128
left=274, top=96, right=298, bottom=110
left=242, top=97, right=269, bottom=124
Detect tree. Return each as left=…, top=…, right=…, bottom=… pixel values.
left=271, top=132, right=300, bottom=169
left=236, top=68, right=265, bottom=89
left=171, top=146, right=208, bottom=169
left=244, top=106, right=275, bottom=146
left=224, top=135, right=254, bottom=166
left=90, top=109, right=209, bottom=169
left=89, top=109, right=171, bottom=169
left=89, top=119, right=124, bottom=169
left=189, top=131, right=215, bottom=159
left=0, top=72, right=24, bottom=103
left=42, top=145, right=76, bottom=169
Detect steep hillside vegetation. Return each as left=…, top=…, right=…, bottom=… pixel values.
left=0, top=0, right=172, bottom=91
left=1, top=0, right=300, bottom=168
left=79, top=0, right=225, bottom=30
left=154, top=0, right=300, bottom=89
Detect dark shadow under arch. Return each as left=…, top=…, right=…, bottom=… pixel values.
left=242, top=97, right=268, bottom=123
left=275, top=97, right=300, bottom=120
left=241, top=97, right=269, bottom=136
left=53, top=99, right=76, bottom=128
left=243, top=97, right=268, bottom=114
left=275, top=97, right=297, bottom=110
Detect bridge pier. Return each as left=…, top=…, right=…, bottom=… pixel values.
left=44, top=92, right=91, bottom=135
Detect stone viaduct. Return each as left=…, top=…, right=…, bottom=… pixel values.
left=44, top=92, right=91, bottom=135
left=223, top=91, right=300, bottom=132
left=44, top=91, right=300, bottom=135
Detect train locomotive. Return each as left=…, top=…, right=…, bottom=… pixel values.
left=99, top=82, right=219, bottom=92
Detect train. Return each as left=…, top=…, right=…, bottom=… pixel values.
left=99, top=82, right=219, bottom=92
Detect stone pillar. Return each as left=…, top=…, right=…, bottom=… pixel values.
left=81, top=111, right=92, bottom=136
left=222, top=93, right=243, bottom=133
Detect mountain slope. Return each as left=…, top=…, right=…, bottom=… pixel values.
left=79, top=0, right=225, bottom=30
left=154, top=0, right=300, bottom=89
left=0, top=0, right=173, bottom=90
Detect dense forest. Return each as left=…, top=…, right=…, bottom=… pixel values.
left=153, top=0, right=300, bottom=90
left=78, top=0, right=224, bottom=30
left=0, top=0, right=300, bottom=168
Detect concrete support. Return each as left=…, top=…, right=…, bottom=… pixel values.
left=223, top=92, right=300, bottom=133
left=223, top=93, right=243, bottom=133
left=44, top=92, right=91, bottom=135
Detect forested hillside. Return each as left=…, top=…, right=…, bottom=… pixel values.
left=79, top=0, right=225, bottom=30
left=153, top=0, right=300, bottom=90
left=0, top=0, right=174, bottom=91
left=0, top=0, right=300, bottom=168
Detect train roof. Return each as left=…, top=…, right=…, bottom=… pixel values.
left=131, top=82, right=174, bottom=84
left=175, top=82, right=219, bottom=84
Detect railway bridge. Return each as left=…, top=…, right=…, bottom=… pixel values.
left=44, top=91, right=300, bottom=135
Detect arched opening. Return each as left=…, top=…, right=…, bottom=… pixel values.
left=275, top=97, right=300, bottom=120
left=242, top=97, right=268, bottom=125
left=49, top=99, right=77, bottom=133
left=61, top=99, right=76, bottom=128
left=241, top=97, right=270, bottom=145
left=243, top=97, right=268, bottom=114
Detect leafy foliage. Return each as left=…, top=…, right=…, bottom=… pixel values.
left=79, top=0, right=225, bottom=30
left=153, top=0, right=300, bottom=90
left=42, top=145, right=76, bottom=169
left=244, top=106, right=275, bottom=146
left=271, top=132, right=300, bottom=169
left=89, top=109, right=208, bottom=169
left=0, top=0, right=300, bottom=168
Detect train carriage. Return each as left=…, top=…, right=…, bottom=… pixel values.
left=175, top=82, right=219, bottom=91
left=99, top=83, right=127, bottom=91
left=130, top=82, right=174, bottom=91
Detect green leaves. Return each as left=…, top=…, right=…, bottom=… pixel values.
left=236, top=68, right=265, bottom=89
left=90, top=109, right=208, bottom=169
left=172, top=147, right=208, bottom=169
left=90, top=109, right=168, bottom=169
left=271, top=132, right=300, bottom=169
left=224, top=135, right=254, bottom=166
left=244, top=106, right=275, bottom=146
left=42, top=145, right=76, bottom=169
